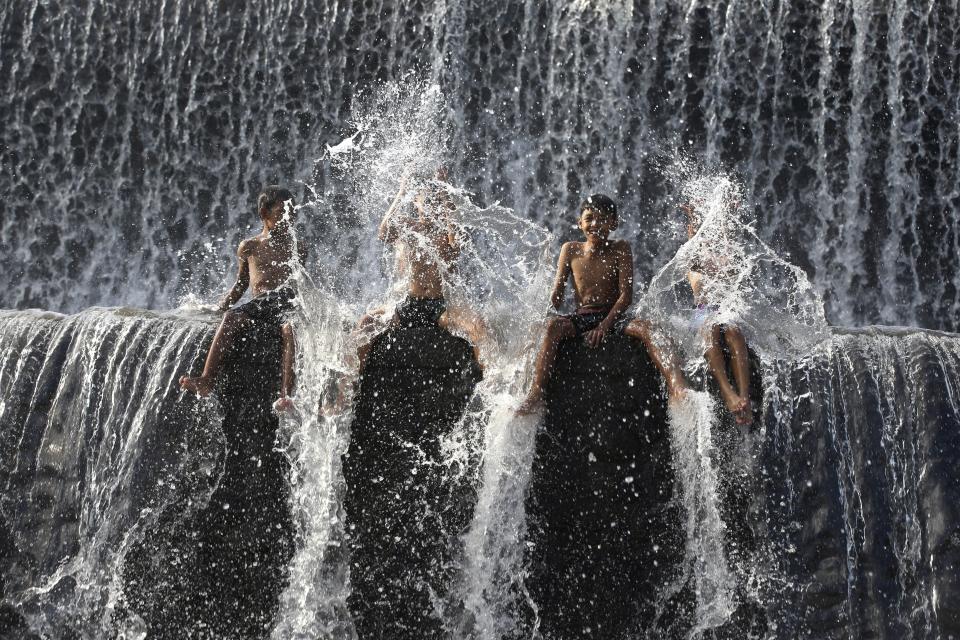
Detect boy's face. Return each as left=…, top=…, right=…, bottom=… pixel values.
left=579, top=207, right=616, bottom=240
left=261, top=199, right=293, bottom=226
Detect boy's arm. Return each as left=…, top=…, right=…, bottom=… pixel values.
left=441, top=225, right=462, bottom=265
left=687, top=269, right=704, bottom=300
left=378, top=175, right=411, bottom=243
left=218, top=241, right=251, bottom=312
left=550, top=243, right=573, bottom=311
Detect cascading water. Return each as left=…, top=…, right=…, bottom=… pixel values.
left=3, top=1, right=960, bottom=639
left=0, top=308, right=226, bottom=637
left=263, top=80, right=558, bottom=637
left=3, top=1, right=960, bottom=331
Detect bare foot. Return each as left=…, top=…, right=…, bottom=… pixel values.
left=734, top=395, right=752, bottom=425
left=274, top=396, right=295, bottom=414
left=515, top=395, right=544, bottom=416
left=718, top=384, right=743, bottom=420
left=180, top=375, right=214, bottom=397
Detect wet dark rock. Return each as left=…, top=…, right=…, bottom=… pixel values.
left=344, top=325, right=481, bottom=640
left=525, top=333, right=687, bottom=639
left=121, top=322, right=295, bottom=639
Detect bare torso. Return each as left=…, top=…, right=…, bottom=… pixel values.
left=241, top=231, right=303, bottom=295
left=686, top=223, right=736, bottom=304
left=389, top=207, right=457, bottom=299
left=565, top=240, right=631, bottom=308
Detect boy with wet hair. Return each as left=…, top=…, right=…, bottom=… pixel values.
left=326, top=168, right=491, bottom=414
left=681, top=200, right=752, bottom=424
left=180, top=185, right=305, bottom=412
left=517, top=194, right=687, bottom=414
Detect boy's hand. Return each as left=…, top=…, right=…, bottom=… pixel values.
left=583, top=324, right=609, bottom=348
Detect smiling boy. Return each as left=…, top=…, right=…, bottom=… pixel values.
left=517, top=194, right=686, bottom=414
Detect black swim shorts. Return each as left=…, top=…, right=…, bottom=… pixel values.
left=234, top=286, right=296, bottom=326
left=394, top=296, right=446, bottom=328
left=560, top=306, right=627, bottom=336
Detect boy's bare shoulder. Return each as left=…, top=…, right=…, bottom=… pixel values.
left=611, top=239, right=632, bottom=253
left=237, top=236, right=261, bottom=258
left=559, top=240, right=583, bottom=255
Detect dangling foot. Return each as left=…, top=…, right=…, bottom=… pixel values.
left=718, top=383, right=744, bottom=420
left=733, top=394, right=752, bottom=425
left=274, top=396, right=295, bottom=414
left=180, top=375, right=214, bottom=397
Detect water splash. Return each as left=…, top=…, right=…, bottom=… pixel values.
left=666, top=390, right=736, bottom=633
left=634, top=165, right=830, bottom=632
left=270, top=79, right=556, bottom=635
left=640, top=165, right=829, bottom=365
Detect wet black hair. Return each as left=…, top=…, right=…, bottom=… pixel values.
left=257, top=185, right=295, bottom=215
left=580, top=193, right=618, bottom=220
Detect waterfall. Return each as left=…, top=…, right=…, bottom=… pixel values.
left=757, top=328, right=960, bottom=637
left=0, top=308, right=225, bottom=638
left=4, top=0, right=960, bottom=637
left=3, top=1, right=959, bottom=330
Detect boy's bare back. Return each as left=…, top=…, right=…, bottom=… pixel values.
left=391, top=215, right=457, bottom=299
left=380, top=181, right=459, bottom=300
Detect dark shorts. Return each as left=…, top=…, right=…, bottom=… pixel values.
left=394, top=296, right=446, bottom=328
left=234, top=286, right=296, bottom=326
left=559, top=306, right=627, bottom=336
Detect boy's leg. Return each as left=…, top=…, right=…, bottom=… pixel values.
left=722, top=325, right=752, bottom=424
left=517, top=316, right=576, bottom=415
left=438, top=306, right=494, bottom=369
left=622, top=319, right=687, bottom=402
left=704, top=324, right=747, bottom=418
left=275, top=323, right=297, bottom=412
left=180, top=310, right=250, bottom=397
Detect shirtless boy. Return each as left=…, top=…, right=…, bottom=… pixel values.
left=327, top=169, right=490, bottom=413
left=180, top=186, right=305, bottom=411
left=682, top=201, right=752, bottom=424
left=517, top=194, right=687, bottom=414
